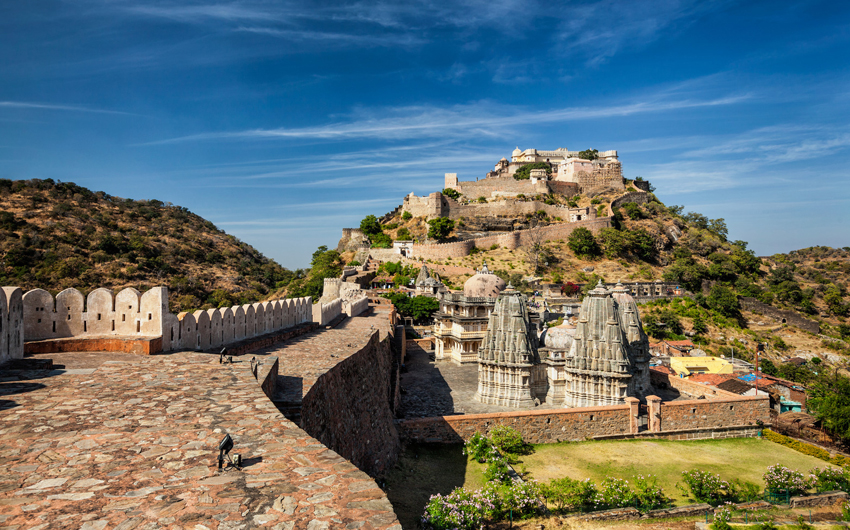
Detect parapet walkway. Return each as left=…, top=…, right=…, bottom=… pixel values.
left=0, top=349, right=400, bottom=529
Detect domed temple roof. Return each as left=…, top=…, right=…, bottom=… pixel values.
left=463, top=262, right=506, bottom=298
left=541, top=321, right=576, bottom=350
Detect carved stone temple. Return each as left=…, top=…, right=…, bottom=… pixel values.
left=475, top=280, right=651, bottom=408
left=476, top=284, right=541, bottom=407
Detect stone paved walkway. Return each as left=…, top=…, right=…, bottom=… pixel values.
left=0, top=350, right=400, bottom=529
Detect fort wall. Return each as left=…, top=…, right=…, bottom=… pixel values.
left=611, top=191, right=651, bottom=210
left=0, top=287, right=23, bottom=365
left=411, top=217, right=611, bottom=260
left=738, top=297, right=820, bottom=334
left=18, top=286, right=313, bottom=354
left=396, top=393, right=769, bottom=444
left=301, top=329, right=401, bottom=477
left=313, top=298, right=343, bottom=326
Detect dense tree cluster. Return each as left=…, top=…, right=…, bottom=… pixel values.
left=512, top=162, right=552, bottom=181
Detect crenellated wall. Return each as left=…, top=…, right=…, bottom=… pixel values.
left=0, top=287, right=23, bottom=365
left=312, top=298, right=343, bottom=326
left=19, top=286, right=312, bottom=353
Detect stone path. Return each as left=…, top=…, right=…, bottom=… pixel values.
left=0, top=350, right=400, bottom=529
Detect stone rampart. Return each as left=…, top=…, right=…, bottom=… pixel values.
left=300, top=328, right=401, bottom=477
left=344, top=297, right=370, bottom=317
left=313, top=298, right=343, bottom=326
left=657, top=396, right=770, bottom=433
left=738, top=297, right=820, bottom=334
left=411, top=217, right=611, bottom=260
left=453, top=176, right=550, bottom=199
left=0, top=287, right=23, bottom=365
left=611, top=191, right=650, bottom=210
left=19, top=286, right=313, bottom=354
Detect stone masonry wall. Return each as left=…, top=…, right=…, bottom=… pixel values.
left=738, top=297, right=820, bottom=334
left=301, top=330, right=401, bottom=477
left=0, top=287, right=23, bottom=365
left=397, top=392, right=770, bottom=444
left=454, top=177, right=549, bottom=199
left=611, top=191, right=650, bottom=210
left=411, top=217, right=611, bottom=260
left=398, top=405, right=631, bottom=444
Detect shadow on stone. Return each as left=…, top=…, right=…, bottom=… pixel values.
left=399, top=342, right=455, bottom=418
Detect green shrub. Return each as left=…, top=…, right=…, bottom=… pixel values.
left=401, top=211, right=412, bottom=220
left=541, top=477, right=597, bottom=513
left=490, top=426, right=530, bottom=457
left=442, top=188, right=461, bottom=200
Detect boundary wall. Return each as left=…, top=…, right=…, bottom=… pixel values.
left=312, top=298, right=343, bottom=326
left=19, top=286, right=312, bottom=354
left=0, top=287, right=24, bottom=365
left=411, top=217, right=611, bottom=260
left=738, top=297, right=820, bottom=334
left=397, top=393, right=769, bottom=444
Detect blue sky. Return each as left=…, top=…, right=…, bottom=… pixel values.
left=1, top=1, right=848, bottom=269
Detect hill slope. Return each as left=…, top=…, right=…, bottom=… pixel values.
left=0, top=178, right=296, bottom=312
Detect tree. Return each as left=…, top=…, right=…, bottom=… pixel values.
left=708, top=218, right=728, bottom=241
left=401, top=211, right=412, bottom=221
left=359, top=215, right=382, bottom=236
left=370, top=233, right=392, bottom=248
left=567, top=227, right=600, bottom=258
left=396, top=227, right=412, bottom=240
left=427, top=217, right=454, bottom=241
left=513, top=162, right=552, bottom=181
left=706, top=285, right=740, bottom=319
left=578, top=149, right=598, bottom=160
left=442, top=188, right=461, bottom=200
left=759, top=359, right=777, bottom=376
left=524, top=229, right=550, bottom=273
left=692, top=314, right=708, bottom=335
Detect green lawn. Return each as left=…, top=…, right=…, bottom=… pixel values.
left=518, top=437, right=837, bottom=505
left=385, top=438, right=837, bottom=529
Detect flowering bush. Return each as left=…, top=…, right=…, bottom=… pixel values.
left=810, top=467, right=850, bottom=493
left=463, top=432, right=493, bottom=463
left=483, top=455, right=513, bottom=484
left=839, top=501, right=850, bottom=522
left=490, top=426, right=531, bottom=457
left=632, top=474, right=673, bottom=511
left=763, top=464, right=811, bottom=495
left=711, top=503, right=734, bottom=530
left=541, top=477, right=597, bottom=513
left=487, top=480, right=545, bottom=519
left=421, top=487, right=499, bottom=530
left=594, top=477, right=635, bottom=510
left=678, top=470, right=738, bottom=505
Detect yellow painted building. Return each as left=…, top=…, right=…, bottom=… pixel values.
left=670, top=356, right=734, bottom=376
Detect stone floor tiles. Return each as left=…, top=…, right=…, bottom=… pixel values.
left=0, top=352, right=400, bottom=530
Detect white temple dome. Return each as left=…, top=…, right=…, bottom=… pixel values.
left=463, top=262, right=506, bottom=298
left=512, top=147, right=522, bottom=157
left=541, top=322, right=576, bottom=350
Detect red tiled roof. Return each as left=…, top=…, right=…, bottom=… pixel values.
left=687, top=373, right=736, bottom=386
left=650, top=365, right=674, bottom=375
left=666, top=340, right=695, bottom=347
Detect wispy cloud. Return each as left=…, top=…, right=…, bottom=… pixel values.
left=0, top=100, right=133, bottom=115
left=555, top=0, right=734, bottom=65
left=142, top=93, right=749, bottom=145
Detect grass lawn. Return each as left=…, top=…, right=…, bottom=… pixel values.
left=518, top=437, right=837, bottom=506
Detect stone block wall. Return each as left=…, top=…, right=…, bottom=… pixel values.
left=611, top=191, right=650, bottom=210
left=397, top=391, right=770, bottom=444
left=453, top=177, right=550, bottom=199
left=658, top=396, right=770, bottom=432
left=344, top=297, right=370, bottom=317
left=19, top=286, right=313, bottom=353
left=410, top=217, right=612, bottom=260
left=738, top=297, right=820, bottom=334
left=313, top=298, right=343, bottom=326
left=397, top=406, right=632, bottom=444
left=0, top=287, right=23, bottom=365
left=301, top=330, right=401, bottom=477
